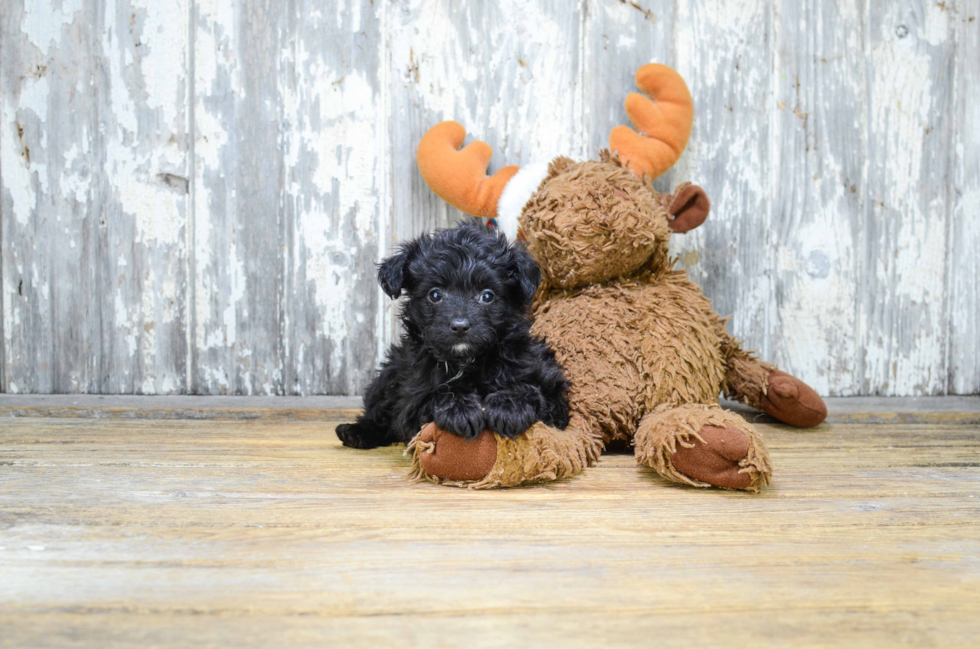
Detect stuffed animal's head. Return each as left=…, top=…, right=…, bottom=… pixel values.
left=416, top=63, right=711, bottom=289
left=516, top=154, right=709, bottom=289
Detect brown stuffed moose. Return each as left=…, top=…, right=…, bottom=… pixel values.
left=408, top=63, right=826, bottom=491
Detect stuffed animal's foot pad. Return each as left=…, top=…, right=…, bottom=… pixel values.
left=415, top=423, right=497, bottom=482
left=761, top=370, right=827, bottom=427
left=635, top=405, right=773, bottom=492
left=670, top=424, right=755, bottom=490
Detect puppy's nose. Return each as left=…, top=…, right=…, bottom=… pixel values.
left=450, top=318, right=470, bottom=335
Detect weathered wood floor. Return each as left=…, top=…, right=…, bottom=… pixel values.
left=1, top=399, right=979, bottom=647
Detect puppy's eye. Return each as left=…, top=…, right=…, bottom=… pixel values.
left=479, top=290, right=495, bottom=304
left=427, top=289, right=443, bottom=304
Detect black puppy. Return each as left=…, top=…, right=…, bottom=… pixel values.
left=336, top=220, right=570, bottom=449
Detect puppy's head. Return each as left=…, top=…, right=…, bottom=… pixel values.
left=378, top=220, right=540, bottom=361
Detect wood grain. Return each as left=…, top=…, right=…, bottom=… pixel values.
left=861, top=1, right=956, bottom=396
left=278, top=0, right=387, bottom=396
left=2, top=0, right=978, bottom=396
left=1, top=0, right=190, bottom=394
left=582, top=1, right=677, bottom=190
left=771, top=0, right=866, bottom=396
left=1, top=414, right=978, bottom=646
left=672, top=0, right=773, bottom=358
left=191, top=0, right=284, bottom=395
left=949, top=3, right=980, bottom=394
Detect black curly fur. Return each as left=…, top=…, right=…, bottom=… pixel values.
left=337, top=220, right=570, bottom=449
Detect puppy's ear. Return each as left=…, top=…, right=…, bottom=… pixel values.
left=509, top=242, right=541, bottom=305
left=377, top=253, right=407, bottom=299
left=377, top=238, right=425, bottom=299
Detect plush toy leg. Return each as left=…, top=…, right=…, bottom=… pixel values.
left=721, top=334, right=827, bottom=427
left=634, top=403, right=772, bottom=492
left=407, top=414, right=603, bottom=488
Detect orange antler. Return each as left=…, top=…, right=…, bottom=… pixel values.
left=609, top=63, right=694, bottom=180
left=416, top=121, right=520, bottom=217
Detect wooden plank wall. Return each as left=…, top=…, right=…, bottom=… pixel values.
left=1, top=0, right=977, bottom=396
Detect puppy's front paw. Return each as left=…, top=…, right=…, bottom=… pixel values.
left=336, top=422, right=385, bottom=449
left=433, top=393, right=485, bottom=440
left=336, top=423, right=365, bottom=448
left=483, top=390, right=537, bottom=439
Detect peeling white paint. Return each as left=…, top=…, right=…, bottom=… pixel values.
left=20, top=0, right=82, bottom=56
left=17, top=74, right=50, bottom=128
left=860, top=1, right=950, bottom=395
left=107, top=155, right=183, bottom=245
left=766, top=0, right=867, bottom=396
left=309, top=71, right=381, bottom=235
left=104, top=0, right=139, bottom=137
left=223, top=248, right=246, bottom=349
left=135, top=0, right=187, bottom=129
left=2, top=105, right=36, bottom=226
left=115, top=287, right=138, bottom=358
left=60, top=141, right=90, bottom=203
left=193, top=0, right=239, bottom=374
left=2, top=0, right=976, bottom=396
left=672, top=0, right=772, bottom=362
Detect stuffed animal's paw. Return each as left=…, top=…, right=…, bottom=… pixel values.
left=411, top=417, right=602, bottom=488
left=636, top=405, right=772, bottom=492
left=669, top=424, right=757, bottom=490
left=433, top=393, right=485, bottom=440
left=761, top=370, right=827, bottom=427
left=415, top=423, right=498, bottom=482
left=483, top=390, right=537, bottom=438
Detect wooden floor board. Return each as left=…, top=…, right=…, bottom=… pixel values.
left=2, top=414, right=979, bottom=647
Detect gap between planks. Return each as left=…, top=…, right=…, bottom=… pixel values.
left=0, top=395, right=977, bottom=424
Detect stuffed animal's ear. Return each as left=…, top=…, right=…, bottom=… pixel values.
left=668, top=184, right=711, bottom=233
left=509, top=243, right=542, bottom=305
left=377, top=238, right=425, bottom=299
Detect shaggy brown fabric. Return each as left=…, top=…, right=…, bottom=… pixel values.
left=516, top=158, right=807, bottom=492
left=532, top=271, right=729, bottom=444
left=415, top=157, right=825, bottom=491
left=720, top=332, right=775, bottom=408
left=521, top=157, right=671, bottom=290
left=760, top=370, right=828, bottom=427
